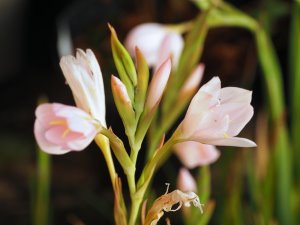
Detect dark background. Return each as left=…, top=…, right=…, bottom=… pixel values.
left=0, top=0, right=289, bottom=224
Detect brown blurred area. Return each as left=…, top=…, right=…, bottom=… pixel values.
left=0, top=0, right=289, bottom=224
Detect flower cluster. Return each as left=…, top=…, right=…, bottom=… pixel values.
left=33, top=24, right=256, bottom=225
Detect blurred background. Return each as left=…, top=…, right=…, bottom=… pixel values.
left=0, top=0, right=292, bottom=225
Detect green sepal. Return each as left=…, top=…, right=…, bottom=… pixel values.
left=109, top=24, right=137, bottom=101
left=100, top=128, right=133, bottom=175
left=134, top=47, right=149, bottom=120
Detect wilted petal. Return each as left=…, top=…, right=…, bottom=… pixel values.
left=175, top=142, right=220, bottom=168
left=34, top=103, right=99, bottom=154
left=177, top=168, right=197, bottom=192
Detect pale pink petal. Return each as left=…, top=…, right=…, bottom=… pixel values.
left=145, top=58, right=171, bottom=110
left=175, top=142, right=220, bottom=168
left=225, top=105, right=254, bottom=136
left=220, top=87, right=252, bottom=105
left=181, top=91, right=212, bottom=138
left=199, top=76, right=221, bottom=100
left=199, top=137, right=257, bottom=147
left=193, top=112, right=230, bottom=139
left=125, top=23, right=167, bottom=66
left=34, top=103, right=99, bottom=154
left=34, top=119, right=71, bottom=154
left=155, top=33, right=184, bottom=71
left=177, top=168, right=197, bottom=192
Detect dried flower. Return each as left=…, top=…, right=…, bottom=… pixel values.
left=143, top=184, right=203, bottom=225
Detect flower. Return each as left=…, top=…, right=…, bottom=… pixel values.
left=177, top=168, right=197, bottom=192
left=59, top=49, right=106, bottom=127
left=174, top=142, right=220, bottom=169
left=34, top=103, right=99, bottom=154
left=178, top=77, right=256, bottom=147
left=125, top=23, right=183, bottom=69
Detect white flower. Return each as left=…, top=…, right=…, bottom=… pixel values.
left=60, top=49, right=106, bottom=127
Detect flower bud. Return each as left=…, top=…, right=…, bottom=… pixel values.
left=177, top=168, right=197, bottom=192
left=111, top=75, right=135, bottom=134
left=145, top=58, right=172, bottom=111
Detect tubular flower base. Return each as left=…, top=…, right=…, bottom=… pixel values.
left=34, top=103, right=99, bottom=154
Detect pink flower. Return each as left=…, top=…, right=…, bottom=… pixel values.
left=178, top=77, right=256, bottom=147
left=34, top=103, right=99, bottom=154
left=145, top=58, right=172, bottom=110
left=174, top=142, right=220, bottom=169
left=177, top=168, right=197, bottom=192
left=60, top=49, right=106, bottom=127
left=125, top=23, right=183, bottom=69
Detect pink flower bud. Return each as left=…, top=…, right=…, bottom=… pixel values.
left=177, top=168, right=197, bottom=192
left=174, top=142, right=220, bottom=169
left=180, top=77, right=256, bottom=147
left=34, top=103, right=99, bottom=154
left=179, top=64, right=205, bottom=97
left=111, top=75, right=132, bottom=105
left=145, top=58, right=171, bottom=110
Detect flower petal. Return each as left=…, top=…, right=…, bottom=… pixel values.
left=125, top=23, right=167, bottom=66
left=177, top=168, right=197, bottom=192
left=199, top=137, right=257, bottom=147
left=175, top=141, right=220, bottom=168
left=34, top=119, right=71, bottom=154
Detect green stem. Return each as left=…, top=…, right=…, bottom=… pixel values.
left=255, top=28, right=292, bottom=225
left=95, top=134, right=117, bottom=189
left=34, top=148, right=51, bottom=225
left=290, top=0, right=300, bottom=182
